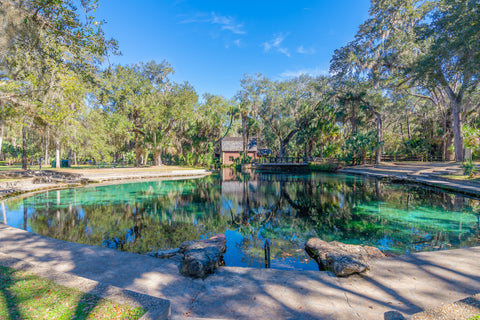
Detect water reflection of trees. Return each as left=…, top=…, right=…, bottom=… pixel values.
left=221, top=171, right=480, bottom=257
left=16, top=171, right=480, bottom=265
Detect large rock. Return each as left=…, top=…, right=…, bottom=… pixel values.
left=305, top=238, right=384, bottom=277
left=180, top=234, right=226, bottom=278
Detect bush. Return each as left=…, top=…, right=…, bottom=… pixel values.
left=462, top=159, right=477, bottom=177
left=309, top=162, right=342, bottom=172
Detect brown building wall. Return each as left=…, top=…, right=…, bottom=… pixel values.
left=222, top=151, right=257, bottom=165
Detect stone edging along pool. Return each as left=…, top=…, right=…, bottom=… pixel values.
left=0, top=168, right=211, bottom=200
left=339, top=164, right=480, bottom=198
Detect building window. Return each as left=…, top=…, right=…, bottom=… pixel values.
left=229, top=156, right=234, bottom=161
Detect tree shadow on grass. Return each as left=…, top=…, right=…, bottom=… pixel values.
left=71, top=286, right=102, bottom=320
left=0, top=266, right=22, bottom=320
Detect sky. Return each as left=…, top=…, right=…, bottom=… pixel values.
left=94, top=1, right=371, bottom=100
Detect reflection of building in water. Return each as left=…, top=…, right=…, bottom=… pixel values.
left=221, top=180, right=258, bottom=198
left=221, top=168, right=259, bottom=204
left=221, top=167, right=237, bottom=181
left=221, top=167, right=258, bottom=181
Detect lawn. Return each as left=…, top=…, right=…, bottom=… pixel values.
left=0, top=265, right=146, bottom=319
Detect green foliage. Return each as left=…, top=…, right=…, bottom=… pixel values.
left=308, top=162, right=342, bottom=172
left=342, top=131, right=378, bottom=165
left=404, top=138, right=427, bottom=157
left=463, top=125, right=480, bottom=150
left=462, top=159, right=477, bottom=177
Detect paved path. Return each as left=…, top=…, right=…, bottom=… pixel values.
left=340, top=162, right=480, bottom=197
left=1, top=224, right=479, bottom=319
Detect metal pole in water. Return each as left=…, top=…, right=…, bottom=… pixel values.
left=264, top=239, right=271, bottom=268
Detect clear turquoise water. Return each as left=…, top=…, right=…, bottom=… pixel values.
left=1, top=170, right=479, bottom=271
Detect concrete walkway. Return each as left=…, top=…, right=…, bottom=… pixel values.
left=340, top=162, right=480, bottom=197
left=1, top=224, right=479, bottom=319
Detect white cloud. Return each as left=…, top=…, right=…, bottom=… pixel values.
left=280, top=67, right=329, bottom=78
left=211, top=12, right=245, bottom=34
left=180, top=12, right=246, bottom=35
left=297, top=45, right=316, bottom=55
left=225, top=39, right=242, bottom=49
left=262, top=33, right=290, bottom=57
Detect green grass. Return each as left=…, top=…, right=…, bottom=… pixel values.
left=0, top=265, right=146, bottom=320
left=468, top=315, right=480, bottom=320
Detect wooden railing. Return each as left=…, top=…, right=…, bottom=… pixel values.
left=258, top=157, right=312, bottom=164
left=381, top=155, right=444, bottom=162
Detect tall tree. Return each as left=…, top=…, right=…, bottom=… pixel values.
left=335, top=0, right=480, bottom=161
left=0, top=0, right=117, bottom=168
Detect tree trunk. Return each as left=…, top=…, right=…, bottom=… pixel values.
left=451, top=99, right=464, bottom=162
left=12, top=138, right=17, bottom=158
left=55, top=139, right=60, bottom=168
left=445, top=86, right=464, bottom=162
left=74, top=151, right=77, bottom=165
left=22, top=126, right=27, bottom=170
left=44, top=133, right=49, bottom=166
left=134, top=110, right=140, bottom=167
left=442, top=115, right=447, bottom=161
left=154, top=150, right=162, bottom=166
left=67, top=149, right=72, bottom=167
left=153, top=132, right=163, bottom=166
left=406, top=114, right=411, bottom=140
left=278, top=129, right=299, bottom=158
left=279, top=141, right=286, bottom=158
left=0, top=121, right=3, bottom=159
left=375, top=112, right=382, bottom=165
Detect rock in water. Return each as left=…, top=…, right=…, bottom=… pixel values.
left=180, top=234, right=226, bottom=278
left=305, top=238, right=384, bottom=277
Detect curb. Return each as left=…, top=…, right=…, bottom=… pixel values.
left=0, top=253, right=170, bottom=320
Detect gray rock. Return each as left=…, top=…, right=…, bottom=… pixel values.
left=147, top=248, right=181, bottom=259
left=326, top=252, right=369, bottom=277
left=181, top=247, right=223, bottom=278
left=305, top=238, right=384, bottom=277
left=180, top=234, right=226, bottom=279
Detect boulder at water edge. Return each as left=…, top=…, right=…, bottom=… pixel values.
left=180, top=234, right=226, bottom=278
left=305, top=238, right=385, bottom=277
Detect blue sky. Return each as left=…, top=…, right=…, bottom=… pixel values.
left=95, top=1, right=371, bottom=99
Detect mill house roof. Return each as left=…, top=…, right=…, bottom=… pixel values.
left=221, top=137, right=258, bottom=152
